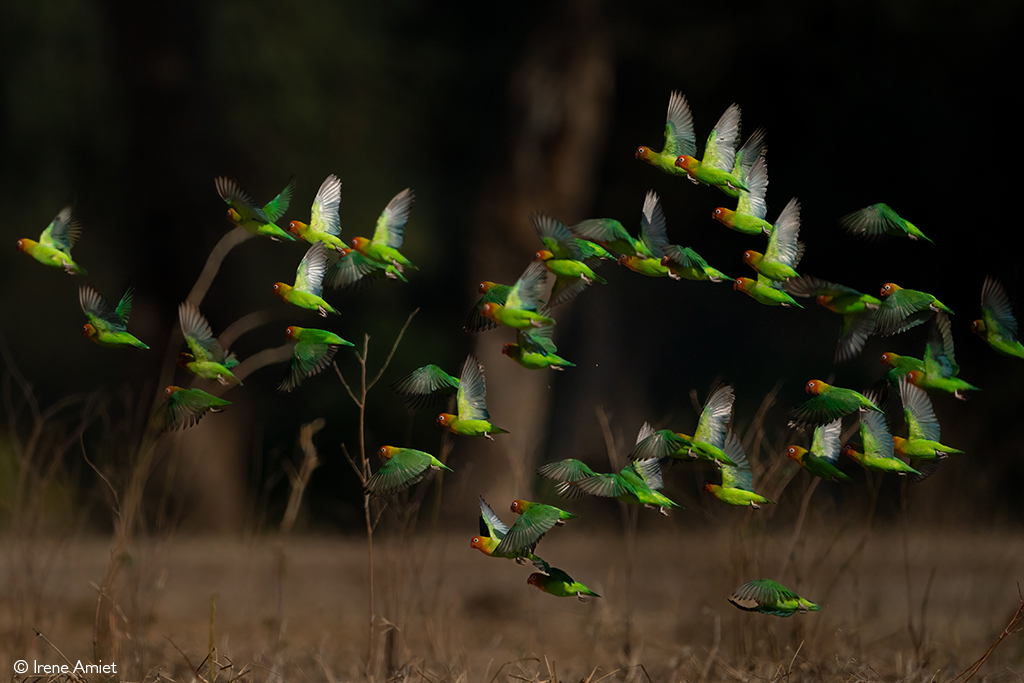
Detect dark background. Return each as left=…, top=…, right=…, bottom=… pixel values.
left=2, top=0, right=1021, bottom=533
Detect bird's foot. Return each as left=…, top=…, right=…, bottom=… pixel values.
left=658, top=507, right=670, bottom=517
left=576, top=594, right=588, bottom=602
left=515, top=557, right=527, bottom=566
left=750, top=502, right=762, bottom=510
left=484, top=432, right=494, bottom=441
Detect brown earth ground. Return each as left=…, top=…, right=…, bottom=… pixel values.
left=2, top=521, right=1023, bottom=683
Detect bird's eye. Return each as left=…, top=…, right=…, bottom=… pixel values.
left=379, top=446, right=387, bottom=456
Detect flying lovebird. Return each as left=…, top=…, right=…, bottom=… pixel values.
left=673, top=102, right=749, bottom=194
left=502, top=326, right=575, bottom=371
left=972, top=276, right=1024, bottom=359
left=907, top=312, right=980, bottom=399
left=16, top=205, right=87, bottom=275
left=391, top=363, right=460, bottom=408
left=177, top=302, right=241, bottom=386
left=742, top=197, right=802, bottom=282
left=491, top=499, right=578, bottom=559
left=895, top=377, right=964, bottom=482
left=661, top=244, right=732, bottom=282
left=728, top=579, right=820, bottom=617
left=539, top=426, right=681, bottom=514
left=279, top=326, right=354, bottom=392
left=703, top=433, right=775, bottom=508
left=348, top=188, right=417, bottom=273
left=785, top=275, right=880, bottom=362
left=633, top=385, right=737, bottom=467
left=531, top=212, right=607, bottom=305
left=324, top=247, right=406, bottom=290
left=470, top=496, right=548, bottom=569
left=789, top=379, right=882, bottom=429
left=635, top=91, right=697, bottom=178
left=785, top=419, right=850, bottom=482
left=615, top=191, right=678, bottom=279
left=843, top=408, right=919, bottom=476
left=287, top=173, right=345, bottom=251
left=528, top=568, right=601, bottom=601
left=436, top=355, right=508, bottom=439
left=478, top=261, right=555, bottom=329
left=880, top=350, right=925, bottom=386
left=272, top=242, right=339, bottom=316
left=79, top=285, right=149, bottom=349
left=365, top=446, right=452, bottom=496
left=155, top=386, right=231, bottom=431
left=733, top=275, right=803, bottom=308
left=712, top=153, right=772, bottom=236
left=876, top=282, right=954, bottom=336
left=215, top=176, right=296, bottom=242
left=839, top=203, right=932, bottom=243
left=464, top=280, right=511, bottom=333
left=569, top=217, right=644, bottom=258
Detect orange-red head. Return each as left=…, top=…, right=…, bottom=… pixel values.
left=469, top=536, right=489, bottom=553
left=478, top=281, right=499, bottom=294
left=841, top=443, right=859, bottom=460
left=534, top=249, right=554, bottom=262
left=378, top=445, right=398, bottom=460
left=479, top=302, right=499, bottom=320
left=501, top=343, right=516, bottom=357
left=527, top=573, right=544, bottom=589
left=15, top=238, right=36, bottom=253
left=226, top=208, right=241, bottom=225
left=805, top=379, right=828, bottom=395
left=635, top=146, right=653, bottom=162
left=436, top=413, right=454, bottom=428
left=892, top=436, right=907, bottom=452
left=733, top=277, right=755, bottom=292
left=82, top=323, right=98, bottom=340
left=285, top=325, right=300, bottom=341
left=350, top=236, right=369, bottom=252
left=906, top=370, right=925, bottom=386
left=271, top=282, right=290, bottom=298
left=880, top=352, right=899, bottom=368
left=785, top=445, right=807, bottom=463
left=177, top=352, right=194, bottom=368
left=510, top=499, right=529, bottom=515
left=702, top=480, right=716, bottom=493
left=675, top=155, right=697, bottom=173
left=816, top=294, right=835, bottom=309
left=971, top=319, right=986, bottom=336
left=711, top=207, right=732, bottom=224
left=880, top=282, right=901, bottom=297
left=287, top=220, right=306, bottom=236
left=164, top=385, right=183, bottom=399
left=742, top=250, right=759, bottom=265
left=339, top=247, right=354, bottom=257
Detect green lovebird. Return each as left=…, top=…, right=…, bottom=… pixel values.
left=16, top=205, right=87, bottom=275
left=531, top=212, right=607, bottom=305
left=733, top=275, right=802, bottom=308
left=789, top=379, right=881, bottom=429
left=479, top=261, right=555, bottom=329
left=972, top=276, right=1024, bottom=359
left=742, top=197, right=803, bottom=282
left=880, top=351, right=925, bottom=386
left=215, top=176, right=296, bottom=242
left=785, top=275, right=880, bottom=363
left=673, top=102, right=749, bottom=194
left=703, top=433, right=775, bottom=508
left=287, top=174, right=345, bottom=252
left=470, top=496, right=548, bottom=570
left=365, top=446, right=452, bottom=496
left=177, top=302, right=241, bottom=386
left=502, top=326, right=575, bottom=371
left=492, top=499, right=578, bottom=559
left=436, top=355, right=508, bottom=439
left=907, top=312, right=980, bottom=399
left=632, top=385, right=737, bottom=467
left=156, top=386, right=231, bottom=431
left=843, top=409, right=919, bottom=476
left=272, top=242, right=339, bottom=316
left=635, top=91, right=697, bottom=178
left=728, top=579, right=820, bottom=617
left=538, top=426, right=681, bottom=515
left=615, top=191, right=679, bottom=279
left=785, top=419, right=850, bottom=483
left=464, top=280, right=511, bottom=333
left=876, top=282, right=954, bottom=336
left=840, top=203, right=932, bottom=243
left=661, top=245, right=732, bottom=282
left=894, top=377, right=963, bottom=482
left=348, top=188, right=417, bottom=273
left=721, top=126, right=768, bottom=199
left=528, top=568, right=601, bottom=601
left=711, top=154, right=772, bottom=236
left=79, top=285, right=149, bottom=349
left=391, top=363, right=460, bottom=408
left=278, top=326, right=353, bottom=392
left=569, top=217, right=644, bottom=258
left=323, top=247, right=406, bottom=290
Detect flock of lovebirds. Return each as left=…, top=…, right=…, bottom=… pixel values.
left=13, top=90, right=1024, bottom=617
